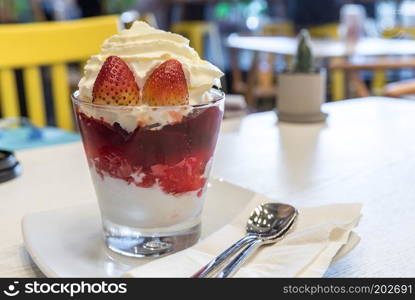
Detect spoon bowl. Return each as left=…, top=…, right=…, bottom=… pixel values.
left=247, top=202, right=297, bottom=238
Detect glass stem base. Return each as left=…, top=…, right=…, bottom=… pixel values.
left=103, top=221, right=201, bottom=258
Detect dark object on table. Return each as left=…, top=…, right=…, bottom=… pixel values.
left=0, top=150, right=21, bottom=184
left=284, top=0, right=341, bottom=30
left=76, top=0, right=103, bottom=18
left=182, top=3, right=205, bottom=21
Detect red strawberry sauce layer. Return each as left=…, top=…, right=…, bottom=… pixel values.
left=76, top=106, right=223, bottom=196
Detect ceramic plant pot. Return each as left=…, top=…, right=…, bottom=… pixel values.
left=277, top=69, right=327, bottom=123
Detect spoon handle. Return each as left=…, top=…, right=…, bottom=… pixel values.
left=191, top=235, right=256, bottom=278
left=216, top=239, right=262, bottom=278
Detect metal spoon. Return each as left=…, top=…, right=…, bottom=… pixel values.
left=192, top=202, right=298, bottom=278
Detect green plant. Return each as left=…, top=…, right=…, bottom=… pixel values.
left=292, top=29, right=315, bottom=73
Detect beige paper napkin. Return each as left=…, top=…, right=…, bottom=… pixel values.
left=124, top=194, right=362, bottom=278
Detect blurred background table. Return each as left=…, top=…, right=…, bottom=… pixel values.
left=227, top=35, right=415, bottom=58
left=227, top=34, right=415, bottom=103
left=1, top=96, right=415, bottom=277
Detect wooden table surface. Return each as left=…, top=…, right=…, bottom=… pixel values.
left=227, top=35, right=415, bottom=57
left=2, top=97, right=415, bottom=277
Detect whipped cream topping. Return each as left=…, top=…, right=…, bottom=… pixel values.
left=78, top=21, right=223, bottom=105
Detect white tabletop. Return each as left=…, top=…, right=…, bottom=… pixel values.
left=227, top=35, right=415, bottom=57
left=2, top=97, right=415, bottom=277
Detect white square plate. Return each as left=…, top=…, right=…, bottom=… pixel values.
left=22, top=178, right=256, bottom=277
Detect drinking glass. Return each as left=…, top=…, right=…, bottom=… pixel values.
left=72, top=89, right=224, bottom=257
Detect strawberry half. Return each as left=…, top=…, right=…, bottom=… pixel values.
left=92, top=56, right=140, bottom=106
left=142, top=59, right=189, bottom=106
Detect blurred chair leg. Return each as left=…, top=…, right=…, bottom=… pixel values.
left=229, top=48, right=245, bottom=93
left=51, top=64, right=73, bottom=131
left=284, top=55, right=293, bottom=69
left=0, top=69, right=20, bottom=118
left=330, top=57, right=345, bottom=101
left=372, top=70, right=387, bottom=96
left=23, top=67, right=46, bottom=127
left=331, top=70, right=345, bottom=101
left=246, top=51, right=260, bottom=107
left=350, top=71, right=370, bottom=97
left=383, top=78, right=415, bottom=97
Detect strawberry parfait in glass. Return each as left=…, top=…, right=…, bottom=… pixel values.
left=73, top=22, right=224, bottom=257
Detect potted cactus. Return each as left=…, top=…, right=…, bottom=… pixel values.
left=277, top=29, right=327, bottom=122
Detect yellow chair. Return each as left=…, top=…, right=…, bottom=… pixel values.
left=308, top=23, right=339, bottom=39
left=0, top=15, right=119, bottom=130
left=262, top=22, right=295, bottom=37
left=171, top=21, right=220, bottom=59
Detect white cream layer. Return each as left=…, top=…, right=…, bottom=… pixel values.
left=78, top=21, right=223, bottom=105
left=90, top=169, right=205, bottom=229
